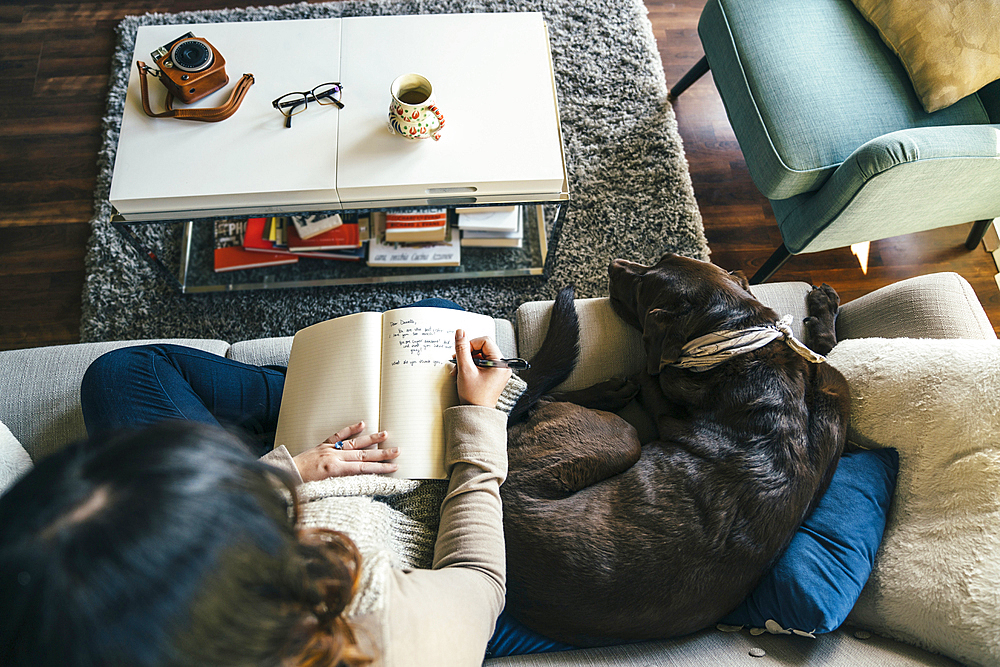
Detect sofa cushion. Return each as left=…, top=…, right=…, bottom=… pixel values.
left=826, top=337, right=1000, bottom=666
left=0, top=419, right=33, bottom=496
left=721, top=448, right=898, bottom=635
left=850, top=0, right=1000, bottom=113
left=0, top=339, right=230, bottom=462
left=483, top=624, right=955, bottom=665
left=228, top=336, right=294, bottom=367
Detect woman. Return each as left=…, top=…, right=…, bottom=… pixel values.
left=0, top=327, right=519, bottom=666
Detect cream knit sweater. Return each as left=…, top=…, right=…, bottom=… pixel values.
left=261, top=376, right=525, bottom=666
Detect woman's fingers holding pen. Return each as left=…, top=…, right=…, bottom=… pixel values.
left=454, top=329, right=511, bottom=408
left=468, top=335, right=504, bottom=360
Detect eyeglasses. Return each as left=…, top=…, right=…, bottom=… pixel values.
left=271, top=82, right=344, bottom=128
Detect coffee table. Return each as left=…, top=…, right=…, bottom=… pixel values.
left=108, top=13, right=569, bottom=292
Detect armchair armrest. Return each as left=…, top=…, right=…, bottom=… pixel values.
left=837, top=273, right=996, bottom=341
left=772, top=124, right=1000, bottom=254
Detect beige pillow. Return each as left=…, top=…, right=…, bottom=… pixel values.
left=851, top=0, right=1000, bottom=112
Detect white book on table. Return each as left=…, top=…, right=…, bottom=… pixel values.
left=461, top=209, right=523, bottom=247
left=456, top=206, right=520, bottom=232
left=292, top=213, right=344, bottom=240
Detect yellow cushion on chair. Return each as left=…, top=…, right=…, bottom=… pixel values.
left=851, top=0, right=1000, bottom=113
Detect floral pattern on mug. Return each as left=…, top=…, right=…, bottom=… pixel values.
left=388, top=75, right=444, bottom=141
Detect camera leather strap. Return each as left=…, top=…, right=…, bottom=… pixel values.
left=136, top=61, right=254, bottom=122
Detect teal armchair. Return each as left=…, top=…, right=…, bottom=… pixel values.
left=671, top=0, right=1000, bottom=283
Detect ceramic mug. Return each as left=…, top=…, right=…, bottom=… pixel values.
left=388, top=73, right=445, bottom=141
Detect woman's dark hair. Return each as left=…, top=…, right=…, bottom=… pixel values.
left=0, top=421, right=370, bottom=667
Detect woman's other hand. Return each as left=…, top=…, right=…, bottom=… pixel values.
left=292, top=421, right=399, bottom=482
left=453, top=329, right=511, bottom=408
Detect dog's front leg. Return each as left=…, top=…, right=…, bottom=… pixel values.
left=633, top=371, right=691, bottom=443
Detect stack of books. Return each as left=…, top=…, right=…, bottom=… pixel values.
left=213, top=219, right=299, bottom=272
left=457, top=206, right=523, bottom=248
left=384, top=209, right=449, bottom=243
left=367, top=210, right=461, bottom=267
left=213, top=216, right=366, bottom=272
left=243, top=216, right=366, bottom=261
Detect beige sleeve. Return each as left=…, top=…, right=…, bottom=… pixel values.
left=382, top=405, right=508, bottom=666
left=259, top=445, right=304, bottom=486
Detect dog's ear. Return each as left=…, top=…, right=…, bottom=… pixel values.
left=642, top=308, right=685, bottom=375
left=730, top=270, right=750, bottom=291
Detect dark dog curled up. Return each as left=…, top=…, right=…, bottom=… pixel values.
left=502, top=253, right=850, bottom=646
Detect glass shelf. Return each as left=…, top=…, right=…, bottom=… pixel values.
left=112, top=202, right=566, bottom=294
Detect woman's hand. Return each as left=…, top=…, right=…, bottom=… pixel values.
left=453, top=329, right=512, bottom=408
left=291, top=421, right=399, bottom=482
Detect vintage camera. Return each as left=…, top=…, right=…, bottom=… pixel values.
left=150, top=32, right=229, bottom=104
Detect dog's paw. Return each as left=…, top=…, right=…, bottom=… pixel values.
left=599, top=377, right=641, bottom=406
left=806, top=283, right=840, bottom=317
left=804, top=284, right=840, bottom=355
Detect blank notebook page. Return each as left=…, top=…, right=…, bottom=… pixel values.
left=273, top=312, right=383, bottom=456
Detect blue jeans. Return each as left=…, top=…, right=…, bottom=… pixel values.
left=78, top=297, right=573, bottom=657
left=80, top=343, right=286, bottom=456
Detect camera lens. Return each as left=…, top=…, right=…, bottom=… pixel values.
left=170, top=39, right=213, bottom=72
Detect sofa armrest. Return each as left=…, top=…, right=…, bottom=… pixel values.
left=514, top=275, right=994, bottom=388
left=516, top=298, right=644, bottom=392
left=0, top=339, right=230, bottom=463
left=837, top=273, right=996, bottom=341
left=516, top=285, right=830, bottom=391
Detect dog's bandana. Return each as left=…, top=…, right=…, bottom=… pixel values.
left=670, top=315, right=827, bottom=372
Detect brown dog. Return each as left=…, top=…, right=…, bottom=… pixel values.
left=502, top=253, right=850, bottom=646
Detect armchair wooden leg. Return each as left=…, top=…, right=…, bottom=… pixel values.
left=749, top=244, right=792, bottom=285
left=668, top=56, right=709, bottom=102
left=965, top=219, right=993, bottom=250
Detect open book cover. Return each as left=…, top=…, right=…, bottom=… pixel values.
left=273, top=307, right=496, bottom=479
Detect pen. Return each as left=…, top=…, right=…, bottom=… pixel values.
left=448, top=357, right=531, bottom=370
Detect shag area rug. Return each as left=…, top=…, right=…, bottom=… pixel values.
left=81, top=0, right=708, bottom=342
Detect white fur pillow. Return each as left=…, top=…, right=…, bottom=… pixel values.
left=0, top=419, right=33, bottom=496
left=826, top=338, right=1000, bottom=667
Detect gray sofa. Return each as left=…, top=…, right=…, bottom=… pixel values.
left=1, top=272, right=996, bottom=666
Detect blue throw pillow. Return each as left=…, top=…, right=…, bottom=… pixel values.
left=487, top=609, right=578, bottom=657
left=721, top=448, right=899, bottom=635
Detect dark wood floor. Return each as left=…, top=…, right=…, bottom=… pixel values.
left=1, top=0, right=997, bottom=351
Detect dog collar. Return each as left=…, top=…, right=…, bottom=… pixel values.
left=669, top=315, right=827, bottom=372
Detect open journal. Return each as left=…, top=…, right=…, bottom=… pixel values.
left=273, top=307, right=496, bottom=479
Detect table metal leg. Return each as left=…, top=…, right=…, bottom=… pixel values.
left=543, top=201, right=568, bottom=279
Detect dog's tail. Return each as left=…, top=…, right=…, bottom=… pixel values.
left=509, top=286, right=580, bottom=423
